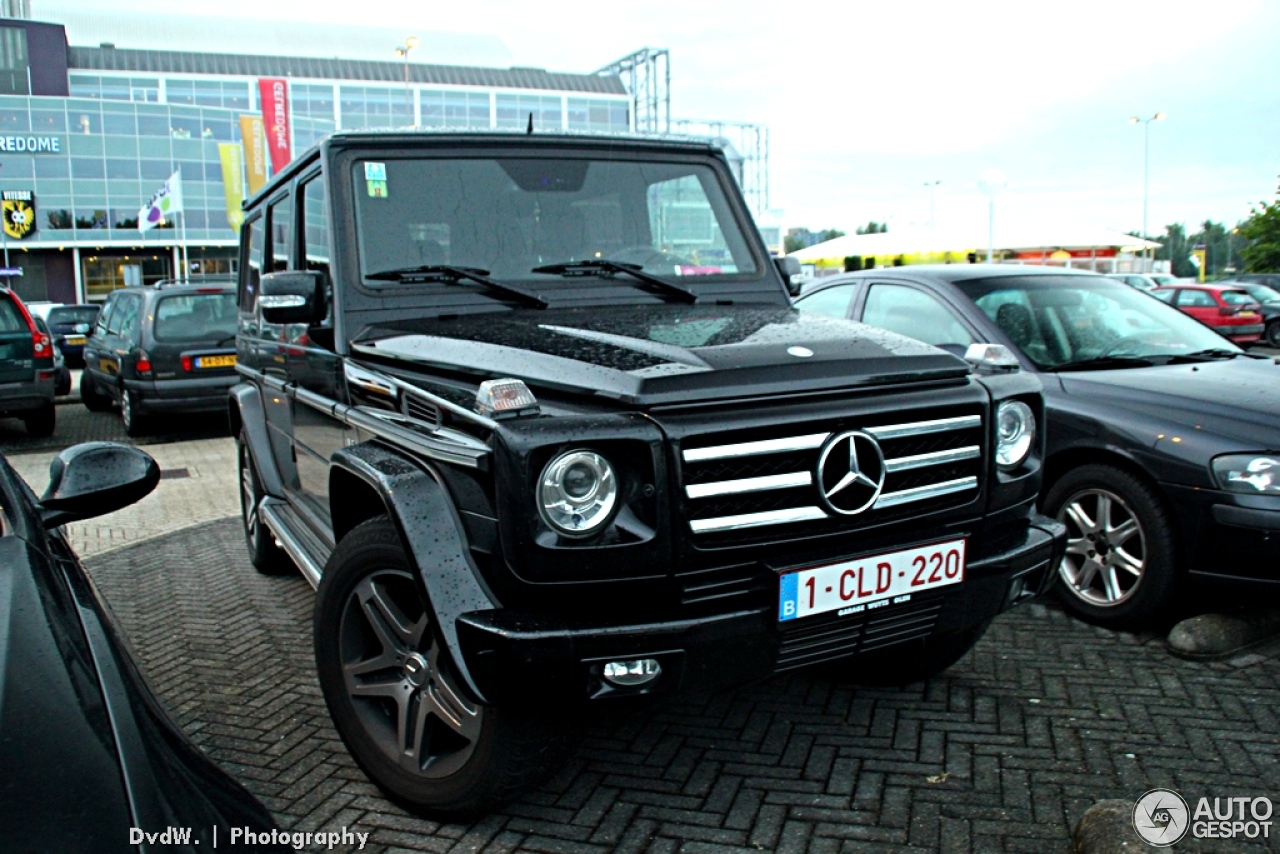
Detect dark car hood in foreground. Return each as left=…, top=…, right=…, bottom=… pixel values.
left=1054, top=357, right=1280, bottom=449
left=354, top=305, right=970, bottom=405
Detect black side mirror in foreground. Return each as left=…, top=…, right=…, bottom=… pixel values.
left=39, top=442, right=160, bottom=529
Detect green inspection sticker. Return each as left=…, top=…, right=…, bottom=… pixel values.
left=366, top=179, right=387, bottom=197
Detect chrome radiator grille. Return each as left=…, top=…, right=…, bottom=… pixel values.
left=680, top=412, right=983, bottom=542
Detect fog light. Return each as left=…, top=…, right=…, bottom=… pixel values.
left=602, top=658, right=662, bottom=687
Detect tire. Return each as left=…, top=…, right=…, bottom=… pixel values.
left=1043, top=463, right=1178, bottom=629
left=80, top=372, right=113, bottom=412
left=314, top=516, right=571, bottom=818
left=1266, top=320, right=1280, bottom=349
left=238, top=432, right=292, bottom=575
left=843, top=620, right=991, bottom=687
left=121, top=388, right=148, bottom=437
left=22, top=403, right=56, bottom=438
left=55, top=367, right=71, bottom=397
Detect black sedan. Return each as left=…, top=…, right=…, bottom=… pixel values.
left=0, top=442, right=288, bottom=852
left=794, top=264, right=1280, bottom=628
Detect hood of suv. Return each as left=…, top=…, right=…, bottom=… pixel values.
left=353, top=305, right=971, bottom=405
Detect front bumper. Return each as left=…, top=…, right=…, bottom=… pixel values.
left=1166, top=483, right=1280, bottom=585
left=456, top=514, right=1064, bottom=705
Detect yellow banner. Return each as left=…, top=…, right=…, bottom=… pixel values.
left=239, top=114, right=268, bottom=196
left=218, top=142, right=245, bottom=232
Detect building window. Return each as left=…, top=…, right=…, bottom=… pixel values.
left=69, top=73, right=158, bottom=102
left=338, top=84, right=411, bottom=129
left=0, top=26, right=28, bottom=96
left=420, top=89, right=489, bottom=128
left=567, top=97, right=629, bottom=133
left=495, top=93, right=561, bottom=130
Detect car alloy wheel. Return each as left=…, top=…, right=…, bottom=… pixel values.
left=314, top=516, right=571, bottom=817
left=337, top=568, right=483, bottom=779
left=1058, top=487, right=1145, bottom=606
left=1044, top=463, right=1177, bottom=628
left=237, top=434, right=290, bottom=574
left=121, top=389, right=147, bottom=436
left=1266, top=321, right=1280, bottom=348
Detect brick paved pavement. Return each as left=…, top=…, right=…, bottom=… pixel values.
left=85, top=518, right=1280, bottom=853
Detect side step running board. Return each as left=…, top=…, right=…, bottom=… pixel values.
left=258, top=497, right=328, bottom=589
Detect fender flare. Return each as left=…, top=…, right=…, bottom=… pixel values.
left=228, top=383, right=285, bottom=497
left=330, top=442, right=498, bottom=704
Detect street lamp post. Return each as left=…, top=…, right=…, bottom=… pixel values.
left=924, top=180, right=941, bottom=228
left=1129, top=112, right=1166, bottom=271
left=978, top=169, right=1006, bottom=263
left=394, top=35, right=419, bottom=125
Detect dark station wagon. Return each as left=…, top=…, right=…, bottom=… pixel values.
left=81, top=282, right=239, bottom=435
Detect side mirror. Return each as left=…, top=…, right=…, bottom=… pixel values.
left=39, top=442, right=160, bottom=529
left=775, top=256, right=803, bottom=297
left=260, top=270, right=325, bottom=325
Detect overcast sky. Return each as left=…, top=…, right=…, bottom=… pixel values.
left=40, top=0, right=1280, bottom=237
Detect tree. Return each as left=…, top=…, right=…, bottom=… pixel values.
left=819, top=228, right=846, bottom=242
left=783, top=233, right=806, bottom=254
left=856, top=221, right=887, bottom=235
left=1239, top=200, right=1280, bottom=272
left=1153, top=223, right=1196, bottom=278
left=1189, top=219, right=1232, bottom=277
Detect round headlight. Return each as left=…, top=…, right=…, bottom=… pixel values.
left=995, top=400, right=1035, bottom=470
left=537, top=450, right=618, bottom=537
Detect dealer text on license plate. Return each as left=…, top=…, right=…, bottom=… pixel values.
left=196, top=354, right=236, bottom=369
left=778, top=539, right=966, bottom=622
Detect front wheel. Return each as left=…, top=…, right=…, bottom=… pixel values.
left=314, top=516, right=571, bottom=818
left=80, top=372, right=113, bottom=412
left=1043, top=464, right=1177, bottom=629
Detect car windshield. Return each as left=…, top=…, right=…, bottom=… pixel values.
left=1242, top=284, right=1280, bottom=302
left=153, top=293, right=237, bottom=341
left=954, top=275, right=1242, bottom=370
left=1221, top=289, right=1257, bottom=305
left=47, top=306, right=99, bottom=326
left=351, top=155, right=760, bottom=295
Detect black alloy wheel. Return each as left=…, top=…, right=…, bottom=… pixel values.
left=1266, top=320, right=1280, bottom=349
left=237, top=433, right=291, bottom=574
left=314, top=516, right=571, bottom=817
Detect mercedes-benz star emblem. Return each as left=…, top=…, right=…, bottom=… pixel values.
left=816, top=431, right=886, bottom=515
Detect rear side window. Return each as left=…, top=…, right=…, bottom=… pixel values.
left=1176, top=290, right=1215, bottom=307
left=0, top=296, right=25, bottom=332
left=1221, top=290, right=1255, bottom=305
left=154, top=293, right=238, bottom=341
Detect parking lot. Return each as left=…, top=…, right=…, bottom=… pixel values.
left=6, top=394, right=1280, bottom=852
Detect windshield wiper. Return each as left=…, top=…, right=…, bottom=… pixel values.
left=531, top=260, right=697, bottom=304
left=365, top=265, right=548, bottom=309
left=1161, top=348, right=1251, bottom=364
left=1049, top=356, right=1157, bottom=372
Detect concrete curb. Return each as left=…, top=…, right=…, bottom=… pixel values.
left=1167, top=609, right=1280, bottom=660
left=1073, top=799, right=1144, bottom=853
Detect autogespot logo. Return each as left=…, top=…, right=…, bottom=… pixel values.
left=1133, top=788, right=1190, bottom=847
left=816, top=430, right=885, bottom=516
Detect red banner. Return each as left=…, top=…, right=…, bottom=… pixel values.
left=258, top=78, right=292, bottom=175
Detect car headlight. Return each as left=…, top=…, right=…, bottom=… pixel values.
left=537, top=450, right=618, bottom=537
left=1212, top=454, right=1280, bottom=494
left=995, top=400, right=1035, bottom=470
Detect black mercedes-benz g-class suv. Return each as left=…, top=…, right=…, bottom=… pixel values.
left=230, top=129, right=1065, bottom=817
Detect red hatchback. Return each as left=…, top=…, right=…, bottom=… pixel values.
left=1150, top=283, right=1264, bottom=344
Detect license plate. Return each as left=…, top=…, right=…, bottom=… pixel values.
left=778, top=539, right=966, bottom=622
left=195, top=354, right=236, bottom=369
left=65, top=336, right=86, bottom=345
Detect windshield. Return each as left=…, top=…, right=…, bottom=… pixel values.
left=352, top=155, right=759, bottom=291
left=47, top=306, right=99, bottom=326
left=1242, top=284, right=1280, bottom=302
left=154, top=293, right=237, bottom=341
left=954, top=275, right=1242, bottom=370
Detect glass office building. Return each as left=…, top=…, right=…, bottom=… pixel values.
left=0, top=17, right=631, bottom=305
